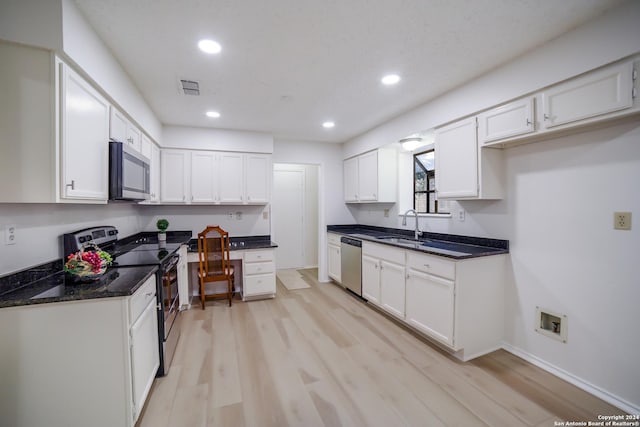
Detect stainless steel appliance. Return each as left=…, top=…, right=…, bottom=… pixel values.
left=63, top=226, right=181, bottom=376
left=109, top=141, right=150, bottom=201
left=340, top=236, right=362, bottom=296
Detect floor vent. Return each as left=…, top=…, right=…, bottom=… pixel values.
left=180, top=79, right=200, bottom=96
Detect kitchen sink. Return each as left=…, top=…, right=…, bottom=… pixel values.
left=376, top=236, right=425, bottom=245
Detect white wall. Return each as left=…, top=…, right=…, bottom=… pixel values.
left=502, top=121, right=640, bottom=411
left=0, top=203, right=141, bottom=275
left=162, top=126, right=274, bottom=153
left=273, top=139, right=356, bottom=281
left=137, top=205, right=270, bottom=238
left=343, top=0, right=640, bottom=158
left=0, top=0, right=63, bottom=50
left=60, top=0, right=162, bottom=142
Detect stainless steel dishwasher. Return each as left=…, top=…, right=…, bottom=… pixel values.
left=340, top=236, right=362, bottom=296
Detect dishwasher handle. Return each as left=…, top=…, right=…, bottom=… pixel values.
left=340, top=236, right=362, bottom=247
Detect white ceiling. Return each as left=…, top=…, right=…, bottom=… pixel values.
left=73, top=0, right=624, bottom=143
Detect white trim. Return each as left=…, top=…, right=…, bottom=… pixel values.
left=502, top=343, right=640, bottom=414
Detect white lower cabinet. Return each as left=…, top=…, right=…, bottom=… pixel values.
left=361, top=254, right=380, bottom=304
left=327, top=233, right=342, bottom=283
left=0, top=274, right=159, bottom=427
left=242, top=249, right=276, bottom=300
left=359, top=241, right=506, bottom=361
left=406, top=266, right=455, bottom=347
left=362, top=242, right=405, bottom=319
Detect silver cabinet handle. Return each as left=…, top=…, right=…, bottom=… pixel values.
left=526, top=119, right=532, bottom=126
left=543, top=114, right=550, bottom=121
left=424, top=264, right=431, bottom=269
left=66, top=180, right=75, bottom=190
left=182, top=195, right=186, bottom=201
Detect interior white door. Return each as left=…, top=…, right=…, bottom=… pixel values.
left=273, top=168, right=304, bottom=269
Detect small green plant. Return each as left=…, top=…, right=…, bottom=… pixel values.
left=156, top=218, right=169, bottom=234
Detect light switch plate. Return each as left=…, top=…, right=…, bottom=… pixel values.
left=614, top=212, right=631, bottom=230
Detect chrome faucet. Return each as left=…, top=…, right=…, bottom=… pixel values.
left=402, top=209, right=422, bottom=240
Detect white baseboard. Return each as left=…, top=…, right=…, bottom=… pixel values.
left=502, top=343, right=639, bottom=414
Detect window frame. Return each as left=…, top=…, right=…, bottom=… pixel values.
left=413, top=148, right=448, bottom=214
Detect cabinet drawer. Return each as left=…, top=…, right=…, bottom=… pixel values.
left=129, top=275, right=157, bottom=323
left=406, top=252, right=455, bottom=280
left=362, top=241, right=405, bottom=265
left=327, top=233, right=342, bottom=246
left=244, top=250, right=274, bottom=263
left=244, top=261, right=274, bottom=275
left=244, top=273, right=275, bottom=296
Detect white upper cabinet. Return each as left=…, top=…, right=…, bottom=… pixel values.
left=190, top=151, right=218, bottom=203
left=541, top=61, right=634, bottom=129
left=245, top=153, right=271, bottom=204
left=59, top=61, right=110, bottom=202
left=435, top=118, right=479, bottom=199
left=435, top=117, right=503, bottom=200
left=110, top=107, right=141, bottom=152
left=160, top=149, right=189, bottom=202
left=343, top=147, right=397, bottom=203
left=159, top=150, right=271, bottom=205
left=478, top=96, right=535, bottom=145
left=343, top=156, right=359, bottom=202
left=218, top=152, right=245, bottom=203
left=150, top=143, right=161, bottom=202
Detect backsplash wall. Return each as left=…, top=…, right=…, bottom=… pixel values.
left=137, top=205, right=270, bottom=238
left=0, top=203, right=140, bottom=275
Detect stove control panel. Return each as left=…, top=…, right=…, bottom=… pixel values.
left=63, top=226, right=118, bottom=256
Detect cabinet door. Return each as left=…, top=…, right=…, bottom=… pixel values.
left=109, top=107, right=127, bottom=143
left=380, top=261, right=405, bottom=319
left=150, top=144, right=161, bottom=201
left=327, top=244, right=342, bottom=283
left=362, top=254, right=381, bottom=305
left=190, top=151, right=217, bottom=203
left=244, top=273, right=276, bottom=297
left=130, top=299, right=160, bottom=423
left=245, top=153, right=271, bottom=203
left=405, top=269, right=455, bottom=347
left=435, top=117, right=478, bottom=199
left=218, top=152, right=244, bottom=203
left=542, top=62, right=633, bottom=129
left=357, top=151, right=378, bottom=201
left=59, top=63, right=109, bottom=201
left=478, top=97, right=535, bottom=144
left=139, top=134, right=152, bottom=159
left=343, top=156, right=359, bottom=202
left=160, top=150, right=189, bottom=202
left=126, top=124, right=142, bottom=152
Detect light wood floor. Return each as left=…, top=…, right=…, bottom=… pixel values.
left=137, top=269, right=624, bottom=427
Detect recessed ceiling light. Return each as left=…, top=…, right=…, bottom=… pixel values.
left=381, top=74, right=401, bottom=85
left=322, top=121, right=335, bottom=128
left=205, top=111, right=220, bottom=118
left=198, top=39, right=221, bottom=54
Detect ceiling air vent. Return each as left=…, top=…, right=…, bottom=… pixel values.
left=180, top=79, right=200, bottom=96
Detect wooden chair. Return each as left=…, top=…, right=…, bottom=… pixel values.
left=197, top=225, right=235, bottom=308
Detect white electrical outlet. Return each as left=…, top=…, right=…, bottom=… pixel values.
left=236, top=211, right=243, bottom=220
left=383, top=209, right=390, bottom=218
left=614, top=212, right=631, bottom=230
left=458, top=209, right=465, bottom=222
left=227, top=212, right=234, bottom=219
left=5, top=225, right=17, bottom=245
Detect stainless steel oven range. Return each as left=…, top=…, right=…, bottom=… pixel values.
left=63, top=226, right=182, bottom=377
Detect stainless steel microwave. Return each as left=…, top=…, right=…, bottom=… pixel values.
left=109, top=141, right=150, bottom=201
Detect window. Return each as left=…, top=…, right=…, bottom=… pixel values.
left=414, top=149, right=448, bottom=214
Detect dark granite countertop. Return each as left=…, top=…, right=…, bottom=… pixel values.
left=186, top=235, right=278, bottom=252
left=0, top=229, right=192, bottom=309
left=0, top=265, right=157, bottom=309
left=327, top=224, right=508, bottom=260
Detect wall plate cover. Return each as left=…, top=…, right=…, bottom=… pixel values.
left=614, top=212, right=631, bottom=230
